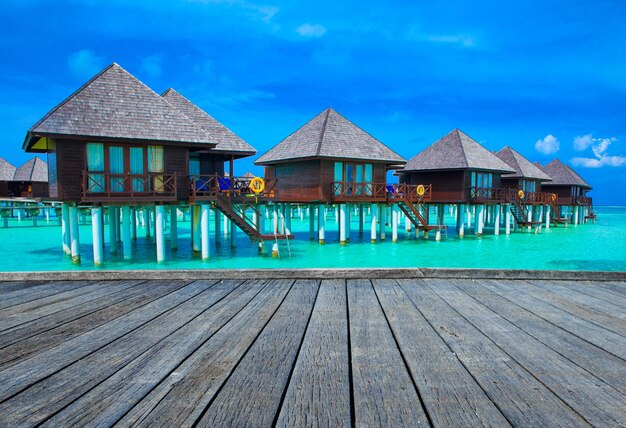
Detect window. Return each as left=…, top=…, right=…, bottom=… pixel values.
left=86, top=143, right=105, bottom=192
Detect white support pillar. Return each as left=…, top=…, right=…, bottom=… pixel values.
left=69, top=205, right=81, bottom=264
left=318, top=204, right=325, bottom=244
left=223, top=211, right=229, bottom=236
left=370, top=203, right=378, bottom=243
left=345, top=204, right=351, bottom=241
left=214, top=209, right=221, bottom=241
left=285, top=203, right=292, bottom=232
left=527, top=205, right=533, bottom=232
left=109, top=207, right=117, bottom=255
left=122, top=206, right=132, bottom=260
left=230, top=214, right=237, bottom=247
left=574, top=206, right=579, bottom=225
left=91, top=207, right=103, bottom=266
left=62, top=203, right=71, bottom=255
left=494, top=205, right=501, bottom=236
left=170, top=206, right=178, bottom=250
left=339, top=204, right=347, bottom=245
left=273, top=207, right=279, bottom=234
left=192, top=205, right=201, bottom=253
left=456, top=204, right=465, bottom=237
left=309, top=205, right=315, bottom=240
left=477, top=205, right=485, bottom=236
left=545, top=205, right=551, bottom=229
left=466, top=205, right=472, bottom=229
left=155, top=205, right=165, bottom=262
left=505, top=204, right=511, bottom=235
left=379, top=204, right=386, bottom=240
left=392, top=205, right=398, bottom=243
left=201, top=204, right=210, bottom=261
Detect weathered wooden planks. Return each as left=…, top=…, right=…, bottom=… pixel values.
left=347, top=279, right=430, bottom=427
left=0, top=280, right=95, bottom=311
left=118, top=279, right=296, bottom=427
left=456, top=279, right=626, bottom=395
left=399, top=278, right=590, bottom=427
left=373, top=279, right=510, bottom=427
left=196, top=279, right=319, bottom=427
left=276, top=279, right=351, bottom=428
left=426, top=279, right=626, bottom=427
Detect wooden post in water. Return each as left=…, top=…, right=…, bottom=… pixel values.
left=91, top=207, right=103, bottom=266
left=62, top=203, right=71, bottom=255
left=122, top=206, right=132, bottom=260
left=456, top=204, right=465, bottom=237
left=494, top=205, right=501, bottom=236
left=318, top=204, right=325, bottom=244
left=201, top=204, right=210, bottom=261
left=69, top=205, right=81, bottom=264
left=170, top=206, right=178, bottom=250
left=155, top=205, right=165, bottom=262
left=370, top=203, right=377, bottom=243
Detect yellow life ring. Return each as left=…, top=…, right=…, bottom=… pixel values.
left=416, top=184, right=426, bottom=197
left=250, top=177, right=265, bottom=195
left=518, top=189, right=525, bottom=199
left=551, top=193, right=557, bottom=202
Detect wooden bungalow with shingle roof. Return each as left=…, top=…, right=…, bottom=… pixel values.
left=256, top=108, right=409, bottom=244
left=0, top=158, right=16, bottom=198
left=22, top=62, right=265, bottom=265
left=495, top=146, right=552, bottom=197
left=11, top=157, right=49, bottom=198
left=398, top=129, right=520, bottom=236
left=538, top=159, right=593, bottom=224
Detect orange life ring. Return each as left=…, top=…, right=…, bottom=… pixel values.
left=250, top=177, right=265, bottom=194
left=518, top=189, right=525, bottom=199
left=551, top=193, right=557, bottom=202
left=416, top=184, right=425, bottom=197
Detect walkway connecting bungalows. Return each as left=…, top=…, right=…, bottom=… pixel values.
left=538, top=159, right=594, bottom=224
left=256, top=108, right=439, bottom=243
left=22, top=63, right=278, bottom=265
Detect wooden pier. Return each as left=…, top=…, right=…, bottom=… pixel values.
left=0, top=275, right=624, bottom=426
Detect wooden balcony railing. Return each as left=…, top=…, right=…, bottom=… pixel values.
left=190, top=175, right=277, bottom=200
left=81, top=172, right=177, bottom=201
left=577, top=196, right=593, bottom=207
left=388, top=184, right=433, bottom=203
left=469, top=187, right=554, bottom=204
left=331, top=182, right=388, bottom=202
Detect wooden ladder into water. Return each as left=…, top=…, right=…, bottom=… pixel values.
left=397, top=199, right=446, bottom=231
left=214, top=194, right=293, bottom=242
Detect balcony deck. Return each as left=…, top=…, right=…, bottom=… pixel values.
left=0, top=275, right=624, bottom=426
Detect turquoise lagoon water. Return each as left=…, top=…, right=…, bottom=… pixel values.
left=0, top=206, right=624, bottom=272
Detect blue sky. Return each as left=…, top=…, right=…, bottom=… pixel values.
left=1, top=0, right=625, bottom=204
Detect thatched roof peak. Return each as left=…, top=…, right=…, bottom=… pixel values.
left=24, top=63, right=216, bottom=150
left=402, top=129, right=515, bottom=173
left=495, top=146, right=552, bottom=181
left=14, top=157, right=48, bottom=182
left=539, top=159, right=592, bottom=189
left=255, top=108, right=405, bottom=165
left=0, top=158, right=16, bottom=181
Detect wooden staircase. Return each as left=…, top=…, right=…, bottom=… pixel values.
left=214, top=194, right=293, bottom=241
left=549, top=200, right=569, bottom=225
left=397, top=200, right=446, bottom=231
left=510, top=197, right=529, bottom=225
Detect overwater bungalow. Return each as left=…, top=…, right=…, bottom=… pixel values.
left=11, top=157, right=48, bottom=198
left=22, top=63, right=275, bottom=265
left=538, top=159, right=593, bottom=224
left=0, top=158, right=16, bottom=198
left=255, top=108, right=438, bottom=243
left=398, top=129, right=517, bottom=236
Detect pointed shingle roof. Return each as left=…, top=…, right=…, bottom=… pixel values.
left=24, top=63, right=216, bottom=150
left=495, top=146, right=552, bottom=181
left=540, top=159, right=592, bottom=189
left=13, top=157, right=48, bottom=182
left=0, top=158, right=16, bottom=181
left=402, top=129, right=515, bottom=174
left=161, top=88, right=255, bottom=156
left=255, top=108, right=405, bottom=165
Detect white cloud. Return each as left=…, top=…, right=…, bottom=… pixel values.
left=426, top=34, right=474, bottom=47
left=535, top=134, right=560, bottom=155
left=571, top=155, right=626, bottom=168
left=574, top=134, right=593, bottom=151
left=296, top=23, right=327, bottom=38
left=67, top=49, right=105, bottom=79
left=570, top=135, right=622, bottom=168
left=141, top=55, right=163, bottom=78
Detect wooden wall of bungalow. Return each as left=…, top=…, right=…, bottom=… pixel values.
left=500, top=177, right=544, bottom=193
left=399, top=169, right=502, bottom=204
left=263, top=158, right=387, bottom=203
left=7, top=181, right=48, bottom=198
left=49, top=138, right=225, bottom=203
left=540, top=183, right=587, bottom=205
